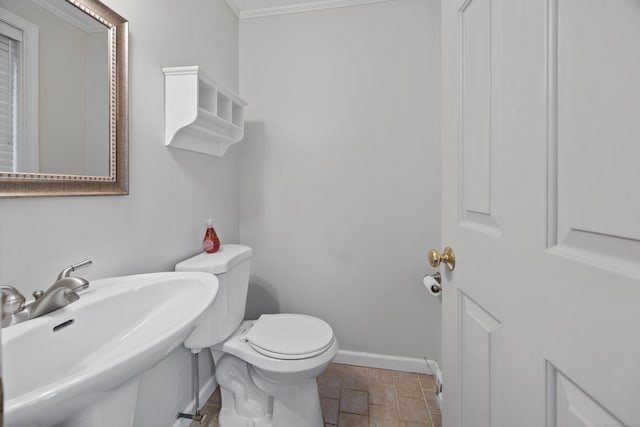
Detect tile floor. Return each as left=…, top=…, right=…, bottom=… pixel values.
left=189, top=363, right=441, bottom=427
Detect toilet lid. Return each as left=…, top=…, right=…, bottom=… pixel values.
left=245, top=314, right=335, bottom=360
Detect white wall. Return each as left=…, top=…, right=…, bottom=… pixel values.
left=0, top=0, right=238, bottom=424
left=238, top=0, right=442, bottom=361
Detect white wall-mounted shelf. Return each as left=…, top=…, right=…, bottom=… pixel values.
left=163, top=66, right=247, bottom=157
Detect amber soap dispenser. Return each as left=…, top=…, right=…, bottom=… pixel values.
left=202, top=219, right=221, bottom=254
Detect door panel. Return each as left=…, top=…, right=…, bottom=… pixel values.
left=459, top=0, right=501, bottom=235
left=461, top=0, right=492, bottom=217
left=558, top=0, right=640, bottom=240
left=551, top=0, right=640, bottom=271
left=547, top=364, right=625, bottom=427
left=460, top=292, right=501, bottom=427
left=441, top=0, right=640, bottom=425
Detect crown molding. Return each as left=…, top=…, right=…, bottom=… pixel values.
left=224, top=0, right=241, bottom=17
left=225, top=0, right=397, bottom=19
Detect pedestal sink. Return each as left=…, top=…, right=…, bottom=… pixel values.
left=2, top=272, right=218, bottom=427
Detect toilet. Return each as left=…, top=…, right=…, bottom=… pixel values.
left=176, top=244, right=338, bottom=427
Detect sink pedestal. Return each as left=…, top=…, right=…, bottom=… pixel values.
left=64, top=380, right=140, bottom=427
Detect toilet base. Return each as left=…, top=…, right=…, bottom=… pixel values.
left=215, top=354, right=323, bottom=427
left=218, top=408, right=273, bottom=427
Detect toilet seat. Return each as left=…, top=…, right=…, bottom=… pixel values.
left=244, top=314, right=335, bottom=360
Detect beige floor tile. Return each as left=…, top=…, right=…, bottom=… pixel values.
left=339, top=412, right=370, bottom=427
left=342, top=365, right=369, bottom=390
left=319, top=375, right=342, bottom=399
left=418, top=374, right=436, bottom=391
left=340, top=388, right=369, bottom=415
left=367, top=367, right=395, bottom=385
left=397, top=397, right=431, bottom=423
left=190, top=413, right=218, bottom=427
left=323, top=363, right=347, bottom=377
left=321, top=397, right=340, bottom=424
left=369, top=404, right=401, bottom=427
left=425, top=392, right=441, bottom=414
left=189, top=365, right=441, bottom=427
left=392, top=370, right=419, bottom=380
left=202, top=403, right=220, bottom=418
left=368, top=383, right=396, bottom=407
left=188, top=409, right=217, bottom=427
left=394, top=376, right=422, bottom=398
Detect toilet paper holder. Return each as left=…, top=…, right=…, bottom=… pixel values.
left=423, top=271, right=442, bottom=296
left=429, top=271, right=441, bottom=284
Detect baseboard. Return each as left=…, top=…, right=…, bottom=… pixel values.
left=334, top=350, right=432, bottom=374
left=426, top=358, right=443, bottom=408
left=171, top=375, right=218, bottom=427
left=426, top=358, right=442, bottom=389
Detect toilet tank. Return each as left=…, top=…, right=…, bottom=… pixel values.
left=176, top=245, right=252, bottom=349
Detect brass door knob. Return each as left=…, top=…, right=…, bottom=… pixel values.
left=428, top=247, right=455, bottom=271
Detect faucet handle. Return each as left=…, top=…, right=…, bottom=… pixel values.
left=33, top=289, right=44, bottom=300
left=57, top=259, right=93, bottom=281
left=0, top=285, right=26, bottom=315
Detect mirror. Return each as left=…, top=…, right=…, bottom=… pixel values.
left=0, top=0, right=127, bottom=197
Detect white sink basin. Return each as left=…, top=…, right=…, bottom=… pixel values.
left=2, top=271, right=218, bottom=427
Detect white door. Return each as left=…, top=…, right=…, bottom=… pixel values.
left=440, top=0, right=640, bottom=426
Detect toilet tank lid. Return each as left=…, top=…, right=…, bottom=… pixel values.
left=175, top=244, right=252, bottom=274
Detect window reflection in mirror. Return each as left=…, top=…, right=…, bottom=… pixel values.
left=0, top=0, right=109, bottom=176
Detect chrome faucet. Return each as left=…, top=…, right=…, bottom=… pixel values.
left=0, top=260, right=92, bottom=327
left=28, top=260, right=92, bottom=318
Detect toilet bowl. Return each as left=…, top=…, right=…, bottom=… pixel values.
left=176, top=245, right=338, bottom=427
left=214, top=317, right=338, bottom=427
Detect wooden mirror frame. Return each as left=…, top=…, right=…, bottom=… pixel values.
left=0, top=0, right=128, bottom=198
